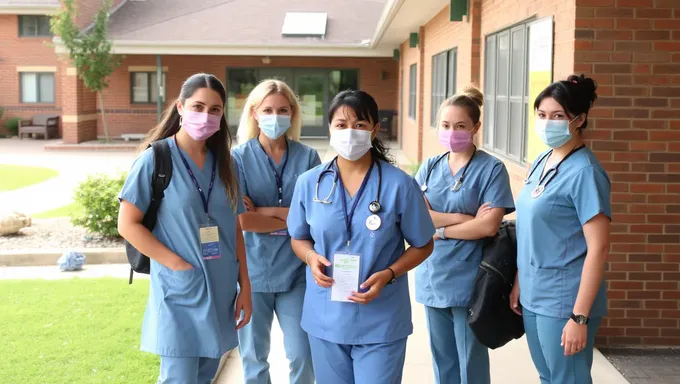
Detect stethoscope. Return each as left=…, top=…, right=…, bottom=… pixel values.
left=524, top=145, right=586, bottom=198
left=313, top=156, right=383, bottom=215
left=420, top=147, right=477, bottom=193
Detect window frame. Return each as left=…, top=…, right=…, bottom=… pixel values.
left=19, top=72, right=55, bottom=104
left=482, top=21, right=531, bottom=164
left=18, top=15, right=52, bottom=37
left=130, top=72, right=167, bottom=105
left=430, top=48, right=457, bottom=127
left=408, top=64, right=417, bottom=120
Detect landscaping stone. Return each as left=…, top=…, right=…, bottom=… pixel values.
left=0, top=218, right=122, bottom=250
left=0, top=212, right=31, bottom=236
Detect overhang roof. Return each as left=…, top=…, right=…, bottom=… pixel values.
left=0, top=0, right=60, bottom=14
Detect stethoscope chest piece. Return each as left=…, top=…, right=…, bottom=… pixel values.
left=531, top=185, right=545, bottom=199
left=366, top=214, right=382, bottom=231
left=451, top=179, right=463, bottom=192
left=420, top=184, right=428, bottom=192
left=369, top=201, right=381, bottom=214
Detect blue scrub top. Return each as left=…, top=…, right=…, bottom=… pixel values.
left=119, top=137, right=246, bottom=358
left=414, top=150, right=515, bottom=308
left=287, top=159, right=435, bottom=345
left=516, top=147, right=611, bottom=319
left=231, top=138, right=321, bottom=293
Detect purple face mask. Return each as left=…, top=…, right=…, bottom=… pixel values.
left=438, top=129, right=473, bottom=152
left=181, top=111, right=221, bottom=141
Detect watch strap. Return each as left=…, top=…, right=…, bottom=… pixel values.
left=570, top=313, right=589, bottom=325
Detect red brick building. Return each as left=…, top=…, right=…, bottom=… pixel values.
left=0, top=0, right=679, bottom=346
left=387, top=0, right=680, bottom=346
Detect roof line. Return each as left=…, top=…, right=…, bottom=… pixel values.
left=81, top=0, right=129, bottom=34
left=369, top=0, right=406, bottom=48
left=107, top=0, right=238, bottom=38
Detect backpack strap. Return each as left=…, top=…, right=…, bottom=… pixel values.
left=131, top=140, right=173, bottom=283
left=141, top=139, right=173, bottom=229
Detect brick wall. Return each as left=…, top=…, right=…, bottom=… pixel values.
left=574, top=0, right=680, bottom=347
left=0, top=15, right=61, bottom=135
left=400, top=42, right=421, bottom=163
left=94, top=55, right=398, bottom=138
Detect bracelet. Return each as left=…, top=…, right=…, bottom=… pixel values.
left=304, top=249, right=316, bottom=265
left=386, top=267, right=397, bottom=284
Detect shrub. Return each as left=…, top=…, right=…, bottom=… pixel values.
left=71, top=172, right=127, bottom=238
left=3, top=117, right=21, bottom=136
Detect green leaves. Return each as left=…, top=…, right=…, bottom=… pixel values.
left=71, top=172, right=127, bottom=238
left=50, top=0, right=122, bottom=93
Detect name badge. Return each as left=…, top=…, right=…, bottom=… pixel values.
left=270, top=229, right=288, bottom=236
left=200, top=224, right=220, bottom=260
left=330, top=253, right=360, bottom=303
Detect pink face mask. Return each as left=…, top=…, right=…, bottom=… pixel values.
left=181, top=111, right=221, bottom=141
left=438, top=129, right=473, bottom=152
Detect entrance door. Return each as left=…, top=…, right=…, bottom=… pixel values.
left=295, top=70, right=329, bottom=138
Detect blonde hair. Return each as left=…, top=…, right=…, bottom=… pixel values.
left=236, top=79, right=302, bottom=145
left=435, top=85, right=485, bottom=127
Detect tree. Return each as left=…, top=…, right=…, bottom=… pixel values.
left=50, top=0, right=122, bottom=142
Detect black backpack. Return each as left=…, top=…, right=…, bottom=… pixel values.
left=125, top=140, right=173, bottom=284
left=467, top=220, right=525, bottom=349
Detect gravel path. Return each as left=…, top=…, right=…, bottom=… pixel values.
left=0, top=218, right=123, bottom=250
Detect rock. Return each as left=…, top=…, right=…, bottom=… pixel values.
left=0, top=212, right=32, bottom=236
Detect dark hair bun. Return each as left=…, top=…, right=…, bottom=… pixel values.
left=462, top=85, right=484, bottom=107
left=567, top=74, right=598, bottom=106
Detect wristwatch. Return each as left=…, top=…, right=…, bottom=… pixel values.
left=436, top=227, right=447, bottom=239
left=570, top=313, right=589, bottom=325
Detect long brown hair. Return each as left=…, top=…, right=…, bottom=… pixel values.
left=140, top=73, right=239, bottom=209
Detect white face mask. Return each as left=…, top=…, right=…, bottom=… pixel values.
left=330, top=128, right=373, bottom=161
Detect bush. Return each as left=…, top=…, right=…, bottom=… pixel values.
left=71, top=172, right=127, bottom=238
left=3, top=117, right=21, bottom=136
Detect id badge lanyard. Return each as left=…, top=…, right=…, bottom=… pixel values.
left=175, top=136, right=217, bottom=223
left=338, top=161, right=375, bottom=253
left=258, top=139, right=289, bottom=207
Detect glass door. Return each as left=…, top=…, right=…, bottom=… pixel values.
left=295, top=70, right=329, bottom=138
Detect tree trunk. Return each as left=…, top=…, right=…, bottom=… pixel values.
left=98, top=91, right=110, bottom=143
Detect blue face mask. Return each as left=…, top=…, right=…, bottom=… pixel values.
left=534, top=117, right=578, bottom=148
left=258, top=114, right=291, bottom=140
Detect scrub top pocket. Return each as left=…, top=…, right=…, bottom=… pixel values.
left=457, top=187, right=481, bottom=215
left=160, top=267, right=207, bottom=306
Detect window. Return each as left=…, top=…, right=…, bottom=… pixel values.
left=19, top=15, right=52, bottom=37
left=483, top=23, right=529, bottom=162
left=408, top=64, right=417, bottom=119
left=20, top=73, right=55, bottom=103
left=431, top=49, right=457, bottom=127
left=131, top=72, right=166, bottom=104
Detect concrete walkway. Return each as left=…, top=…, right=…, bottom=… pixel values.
left=0, top=264, right=630, bottom=384
left=0, top=138, right=134, bottom=215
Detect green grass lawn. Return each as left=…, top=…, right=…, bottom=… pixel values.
left=0, top=278, right=159, bottom=384
left=0, top=164, right=59, bottom=191
left=33, top=202, right=85, bottom=219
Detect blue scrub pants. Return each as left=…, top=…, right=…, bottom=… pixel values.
left=158, top=356, right=220, bottom=384
left=238, top=283, right=314, bottom=384
left=523, top=309, right=602, bottom=384
left=424, top=306, right=490, bottom=384
left=307, top=335, right=407, bottom=384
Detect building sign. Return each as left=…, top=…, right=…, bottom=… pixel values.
left=526, top=16, right=554, bottom=162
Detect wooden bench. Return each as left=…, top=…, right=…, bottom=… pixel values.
left=18, top=114, right=60, bottom=140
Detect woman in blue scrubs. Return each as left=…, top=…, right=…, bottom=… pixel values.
left=287, top=90, right=435, bottom=384
left=232, top=79, right=319, bottom=384
left=511, top=74, right=611, bottom=384
left=414, top=86, right=515, bottom=384
left=117, top=73, right=252, bottom=384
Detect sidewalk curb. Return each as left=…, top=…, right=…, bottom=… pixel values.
left=0, top=248, right=126, bottom=267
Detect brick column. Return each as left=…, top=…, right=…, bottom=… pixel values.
left=60, top=64, right=98, bottom=144
left=574, top=0, right=680, bottom=347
